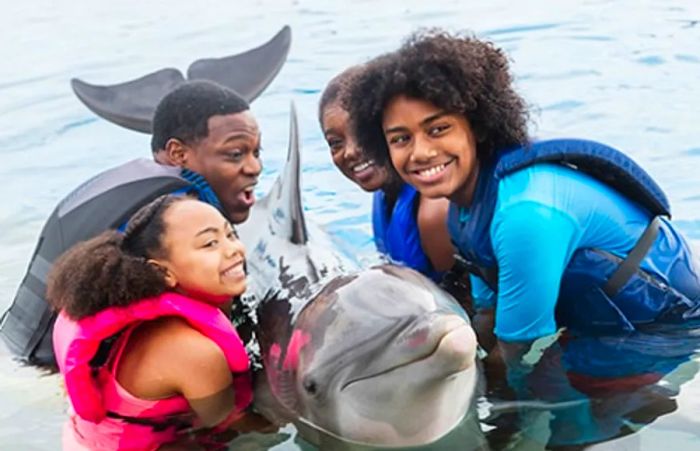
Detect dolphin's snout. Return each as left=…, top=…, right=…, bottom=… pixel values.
left=398, top=313, right=468, bottom=348
left=398, top=313, right=477, bottom=375
left=433, top=320, right=478, bottom=374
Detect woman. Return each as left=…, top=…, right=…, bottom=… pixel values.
left=48, top=195, right=270, bottom=450
left=347, top=30, right=700, bottom=443
left=319, top=64, right=455, bottom=283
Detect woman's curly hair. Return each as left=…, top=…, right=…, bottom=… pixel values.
left=318, top=64, right=366, bottom=123
left=318, top=63, right=406, bottom=196
left=47, top=195, right=187, bottom=320
left=348, top=29, right=531, bottom=167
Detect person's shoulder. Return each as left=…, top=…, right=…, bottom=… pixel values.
left=500, top=162, right=573, bottom=185
left=143, top=317, right=233, bottom=402
left=417, top=195, right=450, bottom=226
left=497, top=163, right=581, bottom=210
left=147, top=317, right=226, bottom=365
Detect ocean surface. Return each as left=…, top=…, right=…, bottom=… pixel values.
left=0, top=0, right=699, bottom=449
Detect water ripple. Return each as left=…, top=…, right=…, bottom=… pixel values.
left=0, top=73, right=64, bottom=91
left=681, top=147, right=700, bottom=156
left=0, top=116, right=99, bottom=154
left=675, top=54, right=700, bottom=63
left=486, top=22, right=561, bottom=36
left=542, top=100, right=585, bottom=112
left=636, top=55, right=666, bottom=66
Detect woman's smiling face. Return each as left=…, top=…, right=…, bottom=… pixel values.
left=382, top=95, right=480, bottom=206
left=322, top=101, right=389, bottom=192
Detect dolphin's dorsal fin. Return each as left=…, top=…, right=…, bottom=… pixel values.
left=254, top=102, right=308, bottom=245
left=281, top=102, right=308, bottom=245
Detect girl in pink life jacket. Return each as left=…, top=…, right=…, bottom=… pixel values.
left=47, top=195, right=271, bottom=451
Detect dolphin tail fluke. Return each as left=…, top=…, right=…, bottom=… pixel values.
left=284, top=102, right=308, bottom=245
left=187, top=25, right=292, bottom=102
left=71, top=69, right=185, bottom=133
left=70, top=25, right=292, bottom=134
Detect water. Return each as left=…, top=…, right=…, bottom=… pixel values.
left=1, top=0, right=699, bottom=448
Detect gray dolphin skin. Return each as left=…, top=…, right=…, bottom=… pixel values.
left=253, top=265, right=483, bottom=449
left=70, top=25, right=292, bottom=133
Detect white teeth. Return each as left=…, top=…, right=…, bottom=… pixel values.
left=223, top=264, right=244, bottom=278
left=352, top=160, right=374, bottom=173
left=418, top=164, right=446, bottom=178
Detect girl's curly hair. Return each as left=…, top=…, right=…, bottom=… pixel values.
left=348, top=29, right=531, bottom=167
left=47, top=195, right=187, bottom=320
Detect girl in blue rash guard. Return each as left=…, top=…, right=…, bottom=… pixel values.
left=348, top=30, right=700, bottom=444
left=318, top=65, right=458, bottom=284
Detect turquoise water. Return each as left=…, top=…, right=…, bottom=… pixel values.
left=1, top=0, right=699, bottom=448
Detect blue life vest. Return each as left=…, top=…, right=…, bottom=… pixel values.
left=372, top=183, right=441, bottom=282
left=448, top=138, right=700, bottom=333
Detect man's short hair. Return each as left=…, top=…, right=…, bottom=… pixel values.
left=151, top=80, right=250, bottom=152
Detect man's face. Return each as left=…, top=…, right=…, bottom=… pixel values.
left=183, top=111, right=262, bottom=224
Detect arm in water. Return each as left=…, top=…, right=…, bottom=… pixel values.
left=483, top=203, right=611, bottom=444
left=121, top=318, right=274, bottom=449
left=417, top=196, right=456, bottom=272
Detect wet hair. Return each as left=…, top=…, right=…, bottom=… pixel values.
left=47, top=195, right=187, bottom=320
left=151, top=80, right=250, bottom=153
left=318, top=65, right=366, bottom=123
left=348, top=29, right=530, bottom=167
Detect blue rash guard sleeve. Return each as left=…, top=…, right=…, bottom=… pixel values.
left=491, top=202, right=581, bottom=342
left=484, top=162, right=656, bottom=341
left=470, top=275, right=496, bottom=309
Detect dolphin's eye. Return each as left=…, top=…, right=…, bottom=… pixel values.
left=303, top=377, right=318, bottom=396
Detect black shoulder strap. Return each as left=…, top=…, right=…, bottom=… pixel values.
left=1, top=160, right=190, bottom=365
left=105, top=411, right=192, bottom=433
left=603, top=216, right=662, bottom=297
left=452, top=253, right=499, bottom=293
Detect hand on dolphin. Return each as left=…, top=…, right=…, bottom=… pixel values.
left=71, top=25, right=291, bottom=133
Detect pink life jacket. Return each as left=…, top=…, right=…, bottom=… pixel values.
left=54, top=292, right=252, bottom=449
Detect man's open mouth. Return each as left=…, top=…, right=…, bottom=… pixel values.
left=237, top=185, right=256, bottom=207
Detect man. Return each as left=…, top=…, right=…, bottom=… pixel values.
left=151, top=81, right=262, bottom=224
left=0, top=81, right=263, bottom=365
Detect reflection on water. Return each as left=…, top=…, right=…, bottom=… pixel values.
left=1, top=0, right=699, bottom=449
left=482, top=329, right=700, bottom=449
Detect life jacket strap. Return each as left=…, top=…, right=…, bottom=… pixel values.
left=452, top=253, right=499, bottom=293
left=602, top=216, right=662, bottom=298
left=105, top=411, right=192, bottom=433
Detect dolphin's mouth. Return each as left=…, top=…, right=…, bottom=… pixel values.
left=340, top=322, right=474, bottom=391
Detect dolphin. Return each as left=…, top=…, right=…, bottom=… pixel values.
left=70, top=25, right=292, bottom=133
left=233, top=105, right=484, bottom=448
left=251, top=264, right=484, bottom=449
left=237, top=102, right=356, bottom=304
